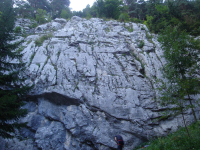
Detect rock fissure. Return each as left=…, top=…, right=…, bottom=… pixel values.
left=3, top=16, right=200, bottom=150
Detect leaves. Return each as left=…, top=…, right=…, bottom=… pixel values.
left=0, top=0, right=32, bottom=139
left=158, top=26, right=200, bottom=125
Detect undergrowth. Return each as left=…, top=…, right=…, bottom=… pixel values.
left=35, top=33, right=52, bottom=47
left=133, top=121, right=200, bottom=150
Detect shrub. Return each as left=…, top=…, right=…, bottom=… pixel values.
left=138, top=40, right=144, bottom=48
left=125, top=26, right=133, bottom=32
left=36, top=8, right=47, bottom=24
left=130, top=18, right=143, bottom=23
left=14, top=26, right=22, bottom=34
left=135, top=121, right=200, bottom=150
left=86, top=13, right=92, bottom=20
left=143, top=15, right=154, bottom=30
left=119, top=13, right=130, bottom=23
left=35, top=33, right=52, bottom=47
left=29, top=22, right=38, bottom=29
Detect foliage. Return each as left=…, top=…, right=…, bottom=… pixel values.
left=50, top=0, right=70, bottom=19
left=130, top=18, right=143, bottom=24
left=125, top=25, right=133, bottom=32
left=134, top=121, right=200, bottom=150
left=35, top=33, right=53, bottom=47
left=119, top=13, right=129, bottom=23
left=86, top=13, right=92, bottom=20
left=28, top=22, right=38, bottom=29
left=72, top=0, right=123, bottom=20
left=104, top=0, right=123, bottom=19
left=60, top=8, right=71, bottom=19
left=138, top=40, right=144, bottom=48
left=27, top=0, right=51, bottom=10
left=36, top=8, right=47, bottom=24
left=143, top=15, right=154, bottom=31
left=11, top=0, right=200, bottom=36
left=14, top=26, right=22, bottom=34
left=0, top=0, right=31, bottom=139
left=157, top=26, right=200, bottom=135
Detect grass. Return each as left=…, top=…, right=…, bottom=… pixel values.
left=28, top=22, right=38, bottom=29
left=16, top=46, right=25, bottom=53
left=133, top=121, right=200, bottom=150
left=138, top=40, right=145, bottom=48
left=146, top=31, right=153, bottom=41
left=104, top=27, right=110, bottom=33
left=35, top=33, right=53, bottom=47
left=28, top=52, right=36, bottom=66
left=125, top=25, right=134, bottom=32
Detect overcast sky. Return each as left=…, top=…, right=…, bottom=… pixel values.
left=70, top=0, right=96, bottom=11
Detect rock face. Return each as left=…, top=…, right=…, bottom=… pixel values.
left=2, top=17, right=200, bottom=150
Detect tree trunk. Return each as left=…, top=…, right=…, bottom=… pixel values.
left=188, top=94, right=197, bottom=122
left=181, top=108, right=190, bottom=137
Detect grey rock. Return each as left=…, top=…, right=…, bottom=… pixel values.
left=35, top=121, right=66, bottom=150
left=2, top=17, right=200, bottom=150
left=54, top=18, right=67, bottom=24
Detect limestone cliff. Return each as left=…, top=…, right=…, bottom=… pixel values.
left=1, top=16, right=199, bottom=150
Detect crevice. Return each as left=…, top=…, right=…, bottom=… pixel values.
left=26, top=92, right=82, bottom=106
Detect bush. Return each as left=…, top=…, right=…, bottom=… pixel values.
left=118, top=13, right=130, bottom=22
left=138, top=40, right=144, bottom=48
left=86, top=13, right=92, bottom=20
left=143, top=15, right=154, bottom=30
left=29, top=22, right=38, bottom=29
left=35, top=33, right=52, bottom=47
left=125, top=26, right=133, bottom=32
left=36, top=8, right=47, bottom=24
left=130, top=18, right=143, bottom=23
left=14, top=26, right=22, bottom=34
left=135, top=121, right=200, bottom=150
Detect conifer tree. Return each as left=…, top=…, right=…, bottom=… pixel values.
left=0, top=0, right=31, bottom=139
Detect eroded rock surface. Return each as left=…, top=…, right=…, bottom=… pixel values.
left=2, top=16, right=200, bottom=150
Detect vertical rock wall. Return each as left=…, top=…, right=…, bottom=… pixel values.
left=2, top=17, right=200, bottom=150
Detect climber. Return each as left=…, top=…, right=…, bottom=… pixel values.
left=115, top=135, right=124, bottom=150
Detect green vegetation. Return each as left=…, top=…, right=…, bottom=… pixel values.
left=157, top=26, right=200, bottom=127
left=28, top=52, right=36, bottom=66
left=0, top=0, right=31, bottom=139
left=16, top=46, right=25, bottom=53
left=36, top=8, right=47, bottom=24
left=130, top=18, right=143, bottom=24
left=104, top=27, right=110, bottom=33
left=14, top=26, right=22, bottom=34
left=138, top=40, right=144, bottom=48
left=28, top=22, right=38, bottom=29
left=60, top=8, right=72, bottom=19
left=35, top=33, right=52, bottom=47
left=119, top=12, right=130, bottom=23
left=125, top=25, right=133, bottom=32
left=134, top=121, right=200, bottom=150
left=12, top=0, right=200, bottom=37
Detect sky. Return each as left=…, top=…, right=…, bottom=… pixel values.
left=70, top=0, right=96, bottom=11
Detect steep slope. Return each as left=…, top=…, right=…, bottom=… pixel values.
left=1, top=16, right=199, bottom=150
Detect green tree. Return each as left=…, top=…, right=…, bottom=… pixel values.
left=119, top=12, right=130, bottom=24
left=0, top=0, right=31, bottom=139
left=82, top=4, right=91, bottom=18
left=104, top=0, right=123, bottom=19
left=50, top=0, right=70, bottom=18
left=158, top=26, right=200, bottom=136
left=27, top=0, right=51, bottom=11
left=95, top=0, right=105, bottom=18
left=60, top=8, right=71, bottom=19
left=36, top=8, right=47, bottom=24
